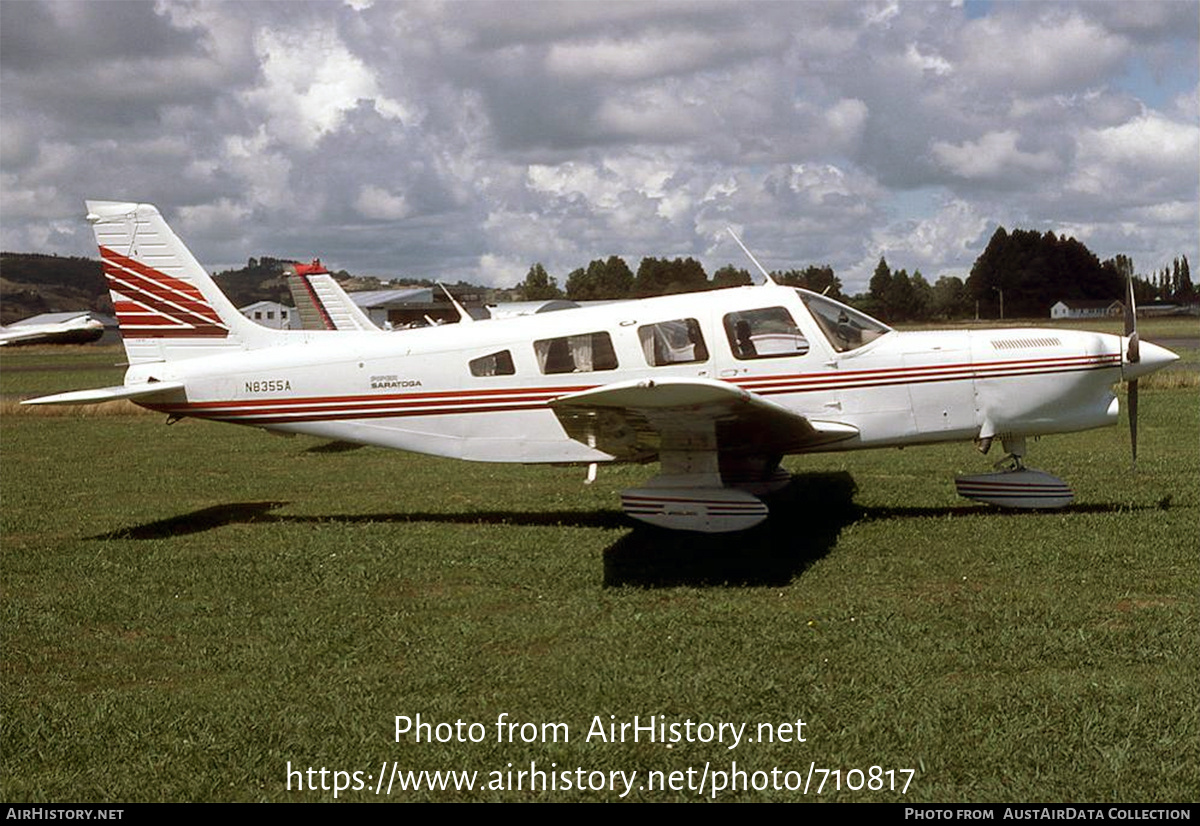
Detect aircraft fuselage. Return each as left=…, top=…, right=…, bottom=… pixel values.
left=122, top=284, right=1134, bottom=464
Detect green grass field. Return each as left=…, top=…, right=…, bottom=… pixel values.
left=1, top=338, right=1197, bottom=802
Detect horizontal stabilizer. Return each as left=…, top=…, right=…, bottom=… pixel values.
left=22, top=381, right=186, bottom=406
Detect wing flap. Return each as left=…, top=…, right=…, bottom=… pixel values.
left=549, top=377, right=856, bottom=460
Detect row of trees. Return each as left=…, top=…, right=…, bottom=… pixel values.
left=521, top=256, right=848, bottom=303
left=1132, top=256, right=1194, bottom=304
left=966, top=228, right=1125, bottom=319
left=865, top=260, right=972, bottom=322
left=519, top=228, right=1195, bottom=321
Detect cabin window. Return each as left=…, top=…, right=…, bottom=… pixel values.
left=798, top=291, right=891, bottom=352
left=534, top=332, right=618, bottom=374
left=639, top=318, right=708, bottom=366
left=722, top=307, right=809, bottom=359
left=469, top=350, right=516, bottom=377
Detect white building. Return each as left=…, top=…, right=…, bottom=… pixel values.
left=240, top=300, right=296, bottom=329
left=1049, top=300, right=1122, bottom=320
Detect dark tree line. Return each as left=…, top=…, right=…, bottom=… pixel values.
left=966, top=228, right=1122, bottom=318
left=517, top=230, right=1196, bottom=320
left=518, top=258, right=847, bottom=303
left=1131, top=256, right=1194, bottom=304
left=4, top=226, right=1194, bottom=325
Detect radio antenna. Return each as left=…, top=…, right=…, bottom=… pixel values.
left=726, top=227, right=777, bottom=285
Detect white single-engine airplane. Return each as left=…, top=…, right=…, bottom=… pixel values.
left=25, top=201, right=1178, bottom=532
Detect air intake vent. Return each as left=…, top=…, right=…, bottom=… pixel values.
left=990, top=336, right=1062, bottom=350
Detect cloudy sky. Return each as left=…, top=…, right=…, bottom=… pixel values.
left=2, top=1, right=1197, bottom=292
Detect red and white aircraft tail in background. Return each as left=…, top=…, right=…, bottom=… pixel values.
left=284, top=260, right=381, bottom=332
left=25, top=201, right=1178, bottom=532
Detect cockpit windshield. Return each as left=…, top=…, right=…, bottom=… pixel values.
left=798, top=290, right=892, bottom=353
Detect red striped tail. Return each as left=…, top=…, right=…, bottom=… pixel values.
left=102, top=245, right=229, bottom=339
left=86, top=201, right=276, bottom=364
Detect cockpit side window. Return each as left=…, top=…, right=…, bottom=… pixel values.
left=638, top=318, right=708, bottom=366
left=798, top=291, right=892, bottom=352
left=722, top=307, right=809, bottom=360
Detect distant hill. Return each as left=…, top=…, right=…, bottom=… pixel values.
left=0, top=252, right=309, bottom=324
left=0, top=253, right=107, bottom=325
left=0, top=252, right=516, bottom=326
left=212, top=256, right=295, bottom=308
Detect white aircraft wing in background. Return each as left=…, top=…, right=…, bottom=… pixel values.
left=0, top=314, right=104, bottom=346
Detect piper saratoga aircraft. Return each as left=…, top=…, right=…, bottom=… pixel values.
left=25, top=201, right=1178, bottom=532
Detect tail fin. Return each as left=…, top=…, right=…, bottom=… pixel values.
left=86, top=200, right=278, bottom=364
left=285, top=261, right=381, bottom=331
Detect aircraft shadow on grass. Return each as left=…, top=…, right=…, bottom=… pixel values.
left=88, top=471, right=1166, bottom=588
left=601, top=471, right=860, bottom=587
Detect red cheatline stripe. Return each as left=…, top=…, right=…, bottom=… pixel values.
left=140, top=353, right=1121, bottom=422
left=191, top=397, right=557, bottom=417
left=160, top=384, right=594, bottom=413
left=186, top=383, right=593, bottom=407
left=737, top=353, right=1118, bottom=385
left=736, top=356, right=1119, bottom=396
left=146, top=400, right=558, bottom=424
left=158, top=353, right=1118, bottom=414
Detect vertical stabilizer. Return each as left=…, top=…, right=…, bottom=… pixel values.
left=85, top=200, right=278, bottom=364
left=286, top=262, right=380, bottom=331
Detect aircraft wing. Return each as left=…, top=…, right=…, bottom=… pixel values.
left=0, top=326, right=51, bottom=346
left=22, top=381, right=186, bottom=406
left=548, top=377, right=857, bottom=461
left=0, top=318, right=104, bottom=346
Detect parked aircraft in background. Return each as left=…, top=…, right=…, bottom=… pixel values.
left=284, top=260, right=380, bottom=332
left=24, top=201, right=1178, bottom=532
left=284, top=260, right=483, bottom=331
left=0, top=312, right=105, bottom=346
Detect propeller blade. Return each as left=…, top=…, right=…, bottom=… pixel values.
left=1124, top=273, right=1140, bottom=363
left=1128, top=378, right=1139, bottom=469
left=1123, top=273, right=1140, bottom=468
